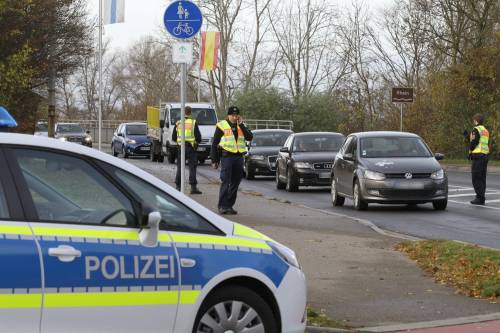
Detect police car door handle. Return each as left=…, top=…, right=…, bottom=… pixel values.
left=180, top=258, right=196, bottom=268
left=48, top=245, right=82, bottom=262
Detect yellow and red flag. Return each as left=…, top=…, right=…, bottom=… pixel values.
left=200, top=32, right=220, bottom=71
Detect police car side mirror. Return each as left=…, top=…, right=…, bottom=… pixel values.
left=139, top=211, right=161, bottom=248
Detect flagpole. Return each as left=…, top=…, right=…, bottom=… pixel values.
left=98, top=0, right=103, bottom=151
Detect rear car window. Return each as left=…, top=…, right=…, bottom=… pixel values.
left=0, top=179, right=9, bottom=219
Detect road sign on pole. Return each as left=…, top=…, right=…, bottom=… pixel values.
left=164, top=1, right=202, bottom=194
left=392, top=87, right=414, bottom=132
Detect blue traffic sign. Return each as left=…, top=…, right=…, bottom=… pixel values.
left=164, top=1, right=203, bottom=40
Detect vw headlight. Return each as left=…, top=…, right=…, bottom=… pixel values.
left=431, top=169, right=445, bottom=180
left=267, top=241, right=300, bottom=269
left=127, top=139, right=136, bottom=144
left=364, top=170, right=386, bottom=180
left=294, top=162, right=312, bottom=169
left=250, top=155, right=265, bottom=161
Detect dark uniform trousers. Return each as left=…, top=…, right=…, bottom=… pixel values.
left=175, top=144, right=198, bottom=187
left=471, top=154, right=488, bottom=201
left=218, top=153, right=244, bottom=210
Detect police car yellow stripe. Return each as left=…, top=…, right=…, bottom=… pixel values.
left=171, top=234, right=271, bottom=250
left=0, top=291, right=201, bottom=308
left=31, top=227, right=141, bottom=241
left=233, top=224, right=273, bottom=241
left=0, top=294, right=42, bottom=309
left=0, top=225, right=33, bottom=236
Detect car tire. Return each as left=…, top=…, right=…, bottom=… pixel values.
left=192, top=285, right=278, bottom=333
left=246, top=162, right=255, bottom=180
left=286, top=168, right=298, bottom=192
left=112, top=144, right=118, bottom=157
left=276, top=168, right=286, bottom=190
left=353, top=180, right=368, bottom=211
left=331, top=177, right=345, bottom=207
left=433, top=199, right=447, bottom=211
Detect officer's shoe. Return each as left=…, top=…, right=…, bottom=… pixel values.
left=190, top=186, right=202, bottom=195
left=470, top=198, right=485, bottom=205
left=218, top=208, right=230, bottom=215
left=227, top=208, right=238, bottom=215
left=175, top=185, right=181, bottom=191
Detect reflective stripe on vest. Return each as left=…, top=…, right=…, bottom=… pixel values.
left=472, top=125, right=490, bottom=154
left=216, top=120, right=247, bottom=153
left=176, top=118, right=196, bottom=145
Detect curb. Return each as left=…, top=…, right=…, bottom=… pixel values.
left=306, top=327, right=353, bottom=333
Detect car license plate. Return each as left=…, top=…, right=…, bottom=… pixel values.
left=197, top=147, right=206, bottom=152
left=396, top=181, right=424, bottom=189
left=319, top=172, right=330, bottom=178
left=140, top=147, right=150, bottom=151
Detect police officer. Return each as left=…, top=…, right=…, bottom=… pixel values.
left=469, top=113, right=490, bottom=205
left=172, top=106, right=202, bottom=194
left=211, top=106, right=253, bottom=215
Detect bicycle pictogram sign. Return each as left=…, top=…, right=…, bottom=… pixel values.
left=164, top=1, right=203, bottom=40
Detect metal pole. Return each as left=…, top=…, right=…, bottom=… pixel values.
left=197, top=0, right=202, bottom=102
left=98, top=0, right=103, bottom=151
left=180, top=63, right=187, bottom=194
left=48, top=67, right=56, bottom=138
left=400, top=103, right=403, bottom=132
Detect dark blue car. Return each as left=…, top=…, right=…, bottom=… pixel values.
left=111, top=122, right=151, bottom=158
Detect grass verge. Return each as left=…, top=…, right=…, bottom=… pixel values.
left=396, top=240, right=500, bottom=299
left=307, top=306, right=351, bottom=329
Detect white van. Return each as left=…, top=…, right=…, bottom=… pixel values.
left=160, top=103, right=218, bottom=164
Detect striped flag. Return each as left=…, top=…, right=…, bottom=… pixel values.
left=103, top=0, right=125, bottom=25
left=200, top=32, right=220, bottom=71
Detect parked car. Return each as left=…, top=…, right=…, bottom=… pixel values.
left=244, top=129, right=293, bottom=180
left=0, top=132, right=306, bottom=333
left=276, top=132, right=345, bottom=192
left=331, top=131, right=448, bottom=211
left=111, top=122, right=152, bottom=158
left=34, top=121, right=48, bottom=136
left=55, top=122, right=92, bottom=147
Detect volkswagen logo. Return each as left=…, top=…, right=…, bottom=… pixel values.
left=404, top=172, right=413, bottom=179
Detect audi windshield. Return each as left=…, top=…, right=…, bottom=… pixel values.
left=293, top=135, right=344, bottom=152
left=360, top=137, right=433, bottom=158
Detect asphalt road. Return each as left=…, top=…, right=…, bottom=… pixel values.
left=196, top=165, right=500, bottom=249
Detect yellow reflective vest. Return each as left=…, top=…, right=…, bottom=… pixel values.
left=471, top=125, right=490, bottom=154
left=176, top=118, right=196, bottom=145
left=217, top=120, right=247, bottom=154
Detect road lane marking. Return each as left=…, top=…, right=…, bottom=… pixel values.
left=485, top=199, right=500, bottom=204
left=448, top=191, right=500, bottom=198
left=449, top=200, right=500, bottom=210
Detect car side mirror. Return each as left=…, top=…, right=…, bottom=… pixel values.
left=344, top=153, right=354, bottom=161
left=139, top=211, right=161, bottom=248
left=280, top=147, right=290, bottom=154
left=118, top=133, right=123, bottom=137
left=435, top=153, right=445, bottom=161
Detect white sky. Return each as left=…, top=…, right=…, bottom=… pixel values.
left=89, top=0, right=395, bottom=51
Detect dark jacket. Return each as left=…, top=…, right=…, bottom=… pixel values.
left=211, top=120, right=253, bottom=163
left=172, top=117, right=202, bottom=146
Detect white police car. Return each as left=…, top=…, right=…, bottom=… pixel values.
left=0, top=133, right=306, bottom=333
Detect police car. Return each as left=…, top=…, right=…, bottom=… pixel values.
left=0, top=133, right=306, bottom=333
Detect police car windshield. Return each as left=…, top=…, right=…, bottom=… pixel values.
left=170, top=108, right=217, bottom=126
left=360, top=137, right=432, bottom=158
left=126, top=124, right=147, bottom=136
left=251, top=132, right=291, bottom=147
left=293, top=135, right=344, bottom=152
left=57, top=124, right=84, bottom=133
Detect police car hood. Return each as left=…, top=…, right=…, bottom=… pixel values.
left=0, top=134, right=235, bottom=235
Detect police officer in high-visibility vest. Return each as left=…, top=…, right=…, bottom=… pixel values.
left=469, top=113, right=490, bottom=205
left=172, top=106, right=203, bottom=194
left=211, top=106, right=253, bottom=215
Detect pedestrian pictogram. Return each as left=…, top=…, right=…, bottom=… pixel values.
left=164, top=1, right=203, bottom=40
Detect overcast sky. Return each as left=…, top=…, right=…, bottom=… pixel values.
left=89, top=0, right=395, bottom=51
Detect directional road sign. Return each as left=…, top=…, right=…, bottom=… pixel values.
left=164, top=1, right=203, bottom=40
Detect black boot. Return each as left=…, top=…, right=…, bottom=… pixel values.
left=470, top=198, right=485, bottom=205
left=190, top=186, right=202, bottom=194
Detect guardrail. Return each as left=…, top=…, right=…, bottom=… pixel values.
left=244, top=119, right=293, bottom=130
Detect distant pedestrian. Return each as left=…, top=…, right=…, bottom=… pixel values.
left=211, top=106, right=253, bottom=215
left=173, top=106, right=202, bottom=194
left=469, top=113, right=490, bottom=205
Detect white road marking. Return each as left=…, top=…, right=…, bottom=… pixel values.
left=448, top=192, right=500, bottom=198
left=485, top=199, right=500, bottom=204
left=449, top=200, right=500, bottom=210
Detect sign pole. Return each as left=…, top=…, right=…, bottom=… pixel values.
left=400, top=103, right=403, bottom=132
left=180, top=63, right=187, bottom=194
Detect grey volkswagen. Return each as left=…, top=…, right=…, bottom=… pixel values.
left=331, top=132, right=448, bottom=210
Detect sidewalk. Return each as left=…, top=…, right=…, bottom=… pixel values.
left=131, top=159, right=500, bottom=330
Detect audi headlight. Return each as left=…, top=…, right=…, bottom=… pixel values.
left=85, top=136, right=92, bottom=142
left=267, top=241, right=300, bottom=269
left=431, top=169, right=445, bottom=180
left=364, top=170, right=386, bottom=180
left=294, top=162, right=312, bottom=169
left=250, top=155, right=265, bottom=160
left=127, top=139, right=136, bottom=144
left=58, top=137, right=67, bottom=142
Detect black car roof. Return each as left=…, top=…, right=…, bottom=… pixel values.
left=350, top=131, right=421, bottom=139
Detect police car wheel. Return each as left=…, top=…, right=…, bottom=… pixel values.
left=193, top=285, right=277, bottom=333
